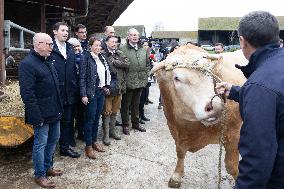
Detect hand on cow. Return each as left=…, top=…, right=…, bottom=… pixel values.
left=215, top=82, right=232, bottom=97
left=82, top=96, right=89, bottom=106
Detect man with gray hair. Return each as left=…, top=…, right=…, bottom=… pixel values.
left=216, top=11, right=284, bottom=188
left=120, top=28, right=150, bottom=135
left=19, top=33, right=63, bottom=188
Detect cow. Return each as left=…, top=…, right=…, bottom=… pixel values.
left=151, top=44, right=247, bottom=188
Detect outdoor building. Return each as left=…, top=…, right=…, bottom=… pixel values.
left=151, top=31, right=198, bottom=45
left=113, top=25, right=146, bottom=44
left=198, top=16, right=284, bottom=46
left=0, top=0, right=134, bottom=83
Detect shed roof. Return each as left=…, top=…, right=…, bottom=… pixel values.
left=80, top=0, right=135, bottom=33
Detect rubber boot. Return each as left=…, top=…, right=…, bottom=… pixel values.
left=102, top=115, right=111, bottom=146
left=109, top=113, right=121, bottom=140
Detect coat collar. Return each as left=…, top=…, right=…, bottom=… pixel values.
left=126, top=41, right=142, bottom=50
left=235, top=43, right=280, bottom=78
left=52, top=39, right=72, bottom=58
left=30, top=49, right=52, bottom=62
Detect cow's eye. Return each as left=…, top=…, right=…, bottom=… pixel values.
left=174, top=76, right=180, bottom=81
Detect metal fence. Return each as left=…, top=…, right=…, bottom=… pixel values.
left=4, top=20, right=35, bottom=52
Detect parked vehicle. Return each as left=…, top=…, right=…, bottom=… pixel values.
left=225, top=45, right=240, bottom=51
left=201, top=45, right=214, bottom=51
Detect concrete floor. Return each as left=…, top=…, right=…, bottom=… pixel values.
left=0, top=83, right=234, bottom=189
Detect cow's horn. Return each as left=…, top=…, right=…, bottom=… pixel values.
left=205, top=54, right=223, bottom=60
left=150, top=61, right=166, bottom=74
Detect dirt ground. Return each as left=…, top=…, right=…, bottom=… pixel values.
left=0, top=83, right=235, bottom=189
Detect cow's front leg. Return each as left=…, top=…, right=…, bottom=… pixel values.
left=168, top=145, right=186, bottom=188
left=223, top=136, right=239, bottom=179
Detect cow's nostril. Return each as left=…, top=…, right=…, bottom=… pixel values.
left=205, top=102, right=213, bottom=112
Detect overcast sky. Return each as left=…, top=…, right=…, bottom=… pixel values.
left=114, top=0, right=283, bottom=36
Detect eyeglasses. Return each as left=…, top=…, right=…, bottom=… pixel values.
left=38, top=42, right=54, bottom=48
left=77, top=31, right=87, bottom=34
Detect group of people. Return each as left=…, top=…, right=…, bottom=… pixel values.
left=19, top=23, right=152, bottom=188
left=17, top=10, right=284, bottom=189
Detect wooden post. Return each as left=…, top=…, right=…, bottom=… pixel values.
left=0, top=0, right=5, bottom=87
left=41, top=0, right=46, bottom=32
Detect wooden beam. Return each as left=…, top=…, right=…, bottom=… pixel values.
left=0, top=0, right=5, bottom=87
left=41, top=0, right=46, bottom=32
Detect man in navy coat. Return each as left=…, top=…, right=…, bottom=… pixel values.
left=217, top=11, right=284, bottom=188
left=19, top=33, right=63, bottom=188
left=52, top=22, right=80, bottom=158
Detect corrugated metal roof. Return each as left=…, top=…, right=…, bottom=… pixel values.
left=78, top=0, right=135, bottom=33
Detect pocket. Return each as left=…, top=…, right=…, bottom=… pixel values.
left=138, top=72, right=147, bottom=79
left=38, top=97, right=57, bottom=118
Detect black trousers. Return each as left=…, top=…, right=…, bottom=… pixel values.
left=139, top=83, right=151, bottom=116
left=75, top=101, right=85, bottom=139
left=59, top=104, right=76, bottom=150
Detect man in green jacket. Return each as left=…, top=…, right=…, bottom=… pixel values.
left=120, top=28, right=150, bottom=135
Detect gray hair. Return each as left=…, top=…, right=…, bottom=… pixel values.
left=68, top=37, right=82, bottom=53
left=127, top=28, right=139, bottom=36
left=68, top=37, right=81, bottom=46
left=238, top=11, right=280, bottom=47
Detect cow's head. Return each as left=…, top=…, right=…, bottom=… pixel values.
left=152, top=45, right=225, bottom=126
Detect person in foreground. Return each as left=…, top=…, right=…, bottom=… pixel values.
left=216, top=11, right=284, bottom=189
left=19, top=33, right=63, bottom=188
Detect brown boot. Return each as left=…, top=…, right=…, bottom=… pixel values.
left=46, top=168, right=63, bottom=177
left=132, top=122, right=146, bottom=132
left=85, top=146, right=96, bottom=159
left=34, top=177, right=55, bottom=188
left=92, top=142, right=106, bottom=152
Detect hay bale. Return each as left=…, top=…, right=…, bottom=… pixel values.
left=0, top=81, right=24, bottom=117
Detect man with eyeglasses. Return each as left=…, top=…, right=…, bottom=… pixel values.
left=52, top=22, right=81, bottom=158
left=75, top=24, right=88, bottom=52
left=19, top=33, right=63, bottom=188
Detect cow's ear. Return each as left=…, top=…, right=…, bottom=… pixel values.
left=207, top=57, right=222, bottom=71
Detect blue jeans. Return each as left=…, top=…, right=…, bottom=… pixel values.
left=84, top=89, right=105, bottom=146
left=32, top=121, right=60, bottom=178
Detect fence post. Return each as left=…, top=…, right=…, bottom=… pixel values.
left=0, top=0, right=5, bottom=87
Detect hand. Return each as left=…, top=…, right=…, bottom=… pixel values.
left=103, top=88, right=110, bottom=95
left=215, top=82, right=232, bottom=97
left=152, top=61, right=158, bottom=67
left=35, top=122, right=44, bottom=127
left=82, top=96, right=89, bottom=106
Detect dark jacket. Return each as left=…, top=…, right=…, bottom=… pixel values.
left=229, top=44, right=284, bottom=189
left=51, top=40, right=79, bottom=105
left=80, top=52, right=117, bottom=98
left=19, top=49, right=63, bottom=126
left=103, top=49, right=129, bottom=95
left=80, top=40, right=88, bottom=52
